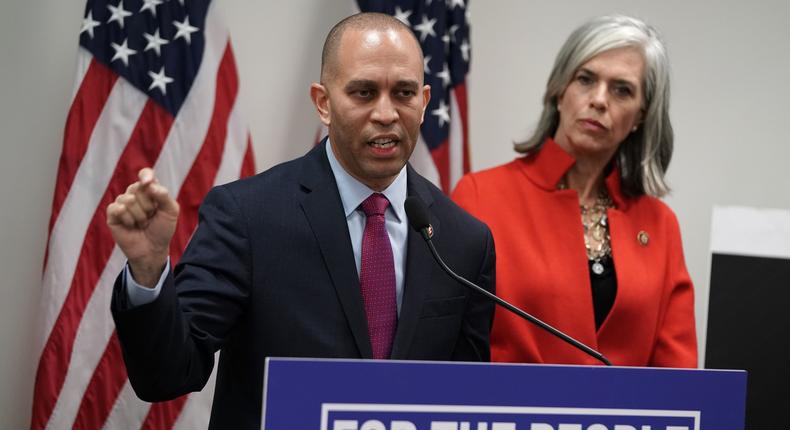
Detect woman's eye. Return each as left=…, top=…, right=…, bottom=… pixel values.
left=613, top=86, right=633, bottom=97
left=577, top=75, right=593, bottom=85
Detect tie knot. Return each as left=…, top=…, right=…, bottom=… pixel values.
left=361, top=193, right=390, bottom=217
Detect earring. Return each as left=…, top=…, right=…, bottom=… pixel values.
left=632, top=125, right=638, bottom=132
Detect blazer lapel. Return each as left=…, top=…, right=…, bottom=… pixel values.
left=298, top=142, right=373, bottom=358
left=390, top=167, right=439, bottom=359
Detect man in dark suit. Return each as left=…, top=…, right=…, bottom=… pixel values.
left=107, top=12, right=495, bottom=429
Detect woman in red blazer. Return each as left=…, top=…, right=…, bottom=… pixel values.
left=452, top=15, right=697, bottom=367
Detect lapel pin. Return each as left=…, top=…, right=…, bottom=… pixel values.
left=638, top=231, right=649, bottom=246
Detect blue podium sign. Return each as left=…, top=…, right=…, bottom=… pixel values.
left=261, top=358, right=746, bottom=430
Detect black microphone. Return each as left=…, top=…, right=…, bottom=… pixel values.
left=404, top=196, right=612, bottom=366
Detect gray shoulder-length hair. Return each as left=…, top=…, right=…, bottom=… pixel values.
left=515, top=15, right=673, bottom=198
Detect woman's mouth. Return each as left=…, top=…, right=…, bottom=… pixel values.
left=580, top=119, right=607, bottom=131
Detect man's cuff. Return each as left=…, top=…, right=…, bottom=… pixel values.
left=125, top=258, right=170, bottom=307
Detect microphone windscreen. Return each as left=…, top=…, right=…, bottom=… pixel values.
left=405, top=196, right=431, bottom=232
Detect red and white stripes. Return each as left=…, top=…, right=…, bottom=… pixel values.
left=32, top=3, right=254, bottom=429
left=426, top=82, right=470, bottom=194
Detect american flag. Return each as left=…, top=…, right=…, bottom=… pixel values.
left=31, top=0, right=254, bottom=428
left=356, top=0, right=472, bottom=193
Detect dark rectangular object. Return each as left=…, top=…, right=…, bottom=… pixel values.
left=706, top=253, right=790, bottom=429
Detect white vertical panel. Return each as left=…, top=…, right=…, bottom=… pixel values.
left=711, top=206, right=790, bottom=259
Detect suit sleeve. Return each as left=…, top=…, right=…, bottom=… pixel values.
left=111, top=185, right=252, bottom=401
left=649, top=210, right=698, bottom=368
left=452, top=225, right=496, bottom=361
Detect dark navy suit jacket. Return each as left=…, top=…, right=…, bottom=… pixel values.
left=111, top=142, right=496, bottom=429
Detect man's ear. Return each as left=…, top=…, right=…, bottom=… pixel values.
left=310, top=83, right=331, bottom=126
left=419, top=84, right=431, bottom=124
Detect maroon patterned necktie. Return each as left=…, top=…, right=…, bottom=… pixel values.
left=359, top=193, right=397, bottom=359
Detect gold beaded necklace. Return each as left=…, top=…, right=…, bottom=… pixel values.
left=558, top=180, right=615, bottom=275
left=581, top=192, right=614, bottom=274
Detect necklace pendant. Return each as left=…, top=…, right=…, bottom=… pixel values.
left=592, top=260, right=605, bottom=275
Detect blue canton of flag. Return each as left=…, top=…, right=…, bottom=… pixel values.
left=79, top=0, right=209, bottom=115
left=357, top=0, right=471, bottom=193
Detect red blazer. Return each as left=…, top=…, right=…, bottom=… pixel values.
left=452, top=138, right=697, bottom=367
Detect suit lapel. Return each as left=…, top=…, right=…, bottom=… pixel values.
left=298, top=142, right=373, bottom=359
left=391, top=167, right=439, bottom=359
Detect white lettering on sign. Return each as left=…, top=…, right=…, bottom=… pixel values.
left=360, top=420, right=387, bottom=430
left=431, top=422, right=516, bottom=430
left=332, top=420, right=424, bottom=430
left=322, top=404, right=699, bottom=430
left=531, top=425, right=689, bottom=430
left=391, top=421, right=417, bottom=430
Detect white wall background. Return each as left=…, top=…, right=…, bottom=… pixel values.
left=2, top=0, right=788, bottom=427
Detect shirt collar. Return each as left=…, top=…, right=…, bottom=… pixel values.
left=518, top=137, right=629, bottom=210
left=325, top=139, right=407, bottom=221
